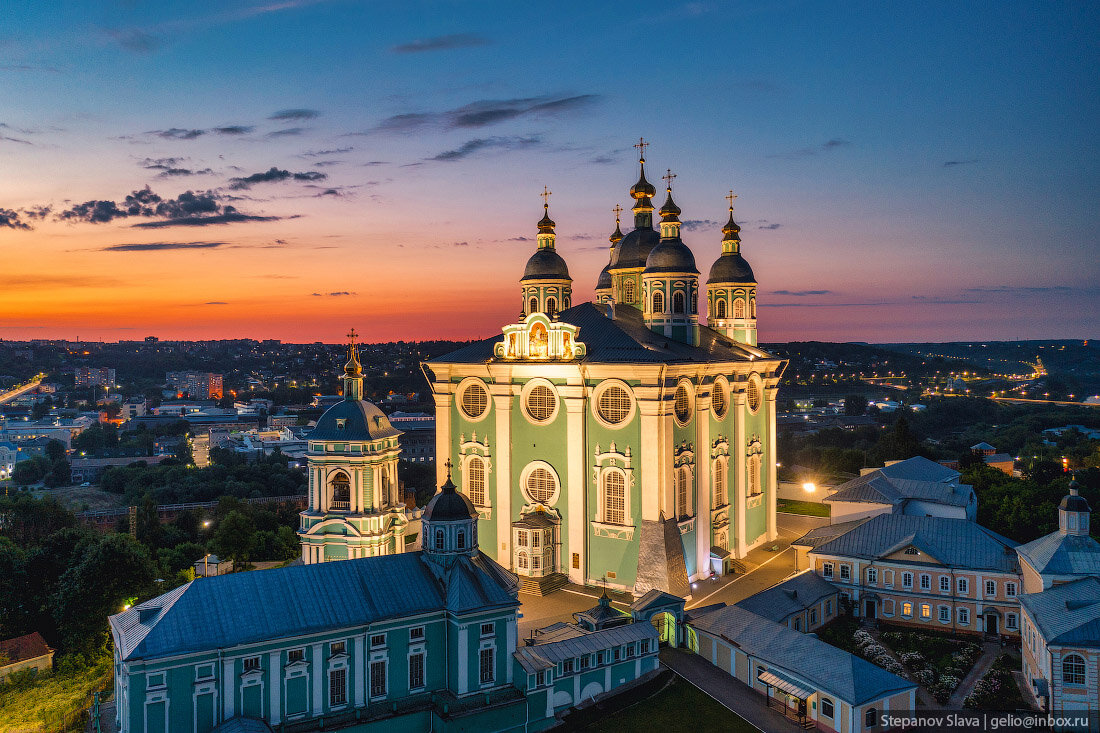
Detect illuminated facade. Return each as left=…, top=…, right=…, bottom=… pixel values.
left=425, top=147, right=785, bottom=597
left=299, top=332, right=410, bottom=563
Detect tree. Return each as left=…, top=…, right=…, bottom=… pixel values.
left=44, top=458, right=71, bottom=488
left=212, top=510, right=256, bottom=564
left=45, top=439, right=66, bottom=462
left=843, top=394, right=866, bottom=416
left=958, top=450, right=985, bottom=471
left=53, top=533, right=157, bottom=654
left=31, top=397, right=53, bottom=420
left=0, top=537, right=28, bottom=639
left=136, top=493, right=162, bottom=548
left=12, top=456, right=50, bottom=485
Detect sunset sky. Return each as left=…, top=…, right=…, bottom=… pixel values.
left=2, top=1, right=1097, bottom=344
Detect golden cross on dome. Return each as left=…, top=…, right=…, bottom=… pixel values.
left=444, top=458, right=453, bottom=478
left=540, top=185, right=552, bottom=207
left=633, top=136, right=649, bottom=161
left=662, top=168, right=677, bottom=191
left=346, top=327, right=358, bottom=345
left=612, top=203, right=622, bottom=223
left=726, top=190, right=738, bottom=210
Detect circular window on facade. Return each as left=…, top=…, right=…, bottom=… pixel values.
left=674, top=381, right=693, bottom=425
left=746, top=374, right=763, bottom=414
left=523, top=464, right=558, bottom=505
left=459, top=379, right=489, bottom=420
left=594, top=382, right=633, bottom=427
left=524, top=382, right=557, bottom=423
left=711, top=379, right=728, bottom=418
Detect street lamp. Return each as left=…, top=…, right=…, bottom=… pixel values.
left=802, top=482, right=816, bottom=493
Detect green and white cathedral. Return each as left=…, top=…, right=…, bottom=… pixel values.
left=299, top=335, right=413, bottom=563
left=425, top=150, right=786, bottom=598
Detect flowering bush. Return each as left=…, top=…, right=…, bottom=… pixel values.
left=900, top=651, right=924, bottom=666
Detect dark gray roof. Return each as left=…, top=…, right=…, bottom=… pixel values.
left=984, top=453, right=1015, bottom=464
left=807, top=514, right=1019, bottom=572
left=876, top=456, right=960, bottom=483
left=610, top=227, right=660, bottom=270
left=513, top=623, right=657, bottom=674
left=595, top=263, right=612, bottom=290
left=1061, top=493, right=1092, bottom=513
left=309, top=399, right=401, bottom=442
left=630, top=589, right=687, bottom=615
left=110, top=551, right=517, bottom=662
left=689, top=605, right=915, bottom=705
left=825, top=472, right=973, bottom=509
left=575, top=595, right=631, bottom=627
left=522, top=248, right=571, bottom=281
left=971, top=442, right=996, bottom=451
left=1017, top=531, right=1100, bottom=576
left=212, top=718, right=274, bottom=733
left=707, top=252, right=755, bottom=284
left=791, top=519, right=870, bottom=550
left=1019, top=577, right=1100, bottom=647
left=633, top=516, right=691, bottom=598
left=422, top=477, right=476, bottom=521
left=735, top=571, right=837, bottom=624
left=427, top=302, right=776, bottom=366
left=644, top=237, right=698, bottom=274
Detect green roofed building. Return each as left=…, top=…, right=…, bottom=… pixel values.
left=425, top=146, right=786, bottom=597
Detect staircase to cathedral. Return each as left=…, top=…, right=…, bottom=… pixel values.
left=519, top=573, right=569, bottom=596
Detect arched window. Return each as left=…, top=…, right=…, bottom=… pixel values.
left=603, top=471, right=626, bottom=525
left=1064, top=654, right=1086, bottom=685
left=528, top=296, right=538, bottom=315
left=457, top=530, right=466, bottom=550
left=466, top=456, right=486, bottom=506
left=750, top=298, right=756, bottom=318
left=330, top=472, right=351, bottom=509
left=676, top=468, right=690, bottom=518
left=564, top=295, right=570, bottom=309
left=674, top=382, right=692, bottom=424
left=715, top=299, right=727, bottom=319
left=435, top=529, right=444, bottom=550
left=652, top=291, right=664, bottom=313
left=529, top=322, right=548, bottom=358
left=691, top=290, right=697, bottom=314
left=714, top=459, right=726, bottom=507
left=525, top=467, right=556, bottom=504
left=518, top=552, right=529, bottom=570
left=546, top=296, right=557, bottom=316
left=672, top=291, right=685, bottom=314
left=624, top=280, right=636, bottom=304
left=748, top=453, right=761, bottom=496
left=734, top=298, right=746, bottom=319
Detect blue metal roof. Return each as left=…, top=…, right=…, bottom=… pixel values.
left=1019, top=577, right=1100, bottom=647
left=1017, top=531, right=1100, bottom=576
left=110, top=551, right=518, bottom=662
left=734, top=570, right=837, bottom=624
left=690, top=605, right=916, bottom=706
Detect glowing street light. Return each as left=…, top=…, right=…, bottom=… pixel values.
left=802, top=482, right=816, bottom=493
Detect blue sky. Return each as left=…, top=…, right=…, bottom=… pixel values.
left=2, top=1, right=1097, bottom=342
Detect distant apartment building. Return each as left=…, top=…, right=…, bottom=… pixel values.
left=121, top=398, right=147, bottom=420
left=75, top=367, right=116, bottom=388
left=166, top=371, right=223, bottom=399
left=389, top=411, right=435, bottom=463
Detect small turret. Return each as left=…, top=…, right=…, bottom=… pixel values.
left=343, top=328, right=363, bottom=401
left=595, top=205, right=622, bottom=304
left=422, top=461, right=479, bottom=569
left=642, top=170, right=699, bottom=345
left=1060, top=477, right=1091, bottom=536
left=520, top=187, right=571, bottom=317
left=707, top=192, right=758, bottom=345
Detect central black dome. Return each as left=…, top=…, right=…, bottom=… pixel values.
left=423, top=477, right=477, bottom=521
left=610, top=227, right=660, bottom=270
left=645, top=238, right=698, bottom=274
left=708, top=253, right=756, bottom=284
left=522, top=248, right=571, bottom=280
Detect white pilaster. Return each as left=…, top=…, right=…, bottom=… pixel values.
left=435, top=392, right=453, bottom=487
left=766, top=387, right=778, bottom=542
left=493, top=389, right=513, bottom=567
left=222, top=658, right=234, bottom=721
left=457, top=624, right=469, bottom=694
left=311, top=643, right=323, bottom=715
left=734, top=392, right=748, bottom=557
left=565, top=395, right=586, bottom=584
left=268, top=652, right=281, bottom=724
left=354, top=634, right=366, bottom=707
left=696, top=384, right=712, bottom=579
left=639, top=399, right=661, bottom=521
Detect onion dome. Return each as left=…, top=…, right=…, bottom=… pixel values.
left=708, top=196, right=756, bottom=284
left=659, top=187, right=681, bottom=221
left=610, top=227, right=660, bottom=269
left=722, top=206, right=741, bottom=246
left=1061, top=479, right=1091, bottom=513
left=645, top=237, right=698, bottom=274
left=610, top=215, right=624, bottom=245
left=596, top=264, right=612, bottom=290
left=537, top=203, right=555, bottom=233
left=630, top=160, right=656, bottom=201
left=310, top=399, right=400, bottom=441
left=423, top=465, right=477, bottom=522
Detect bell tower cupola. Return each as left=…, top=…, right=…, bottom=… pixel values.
left=421, top=461, right=480, bottom=570
left=595, top=204, right=622, bottom=304
left=1059, top=478, right=1091, bottom=536
left=520, top=187, right=572, bottom=318
left=706, top=192, right=758, bottom=345
left=641, top=169, right=700, bottom=346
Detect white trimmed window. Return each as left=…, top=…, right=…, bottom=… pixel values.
left=672, top=291, right=685, bottom=314
left=822, top=562, right=834, bottom=578
left=525, top=384, right=556, bottom=422
left=940, top=576, right=950, bottom=592
left=676, top=467, right=690, bottom=519
left=1006, top=613, right=1018, bottom=630
left=920, top=574, right=931, bottom=590
left=866, top=568, right=877, bottom=584
left=603, top=471, right=626, bottom=525
left=409, top=651, right=425, bottom=690
left=370, top=659, right=387, bottom=698
left=958, top=608, right=970, bottom=625
left=624, top=280, right=636, bottom=304
left=595, top=383, right=633, bottom=426
left=939, top=606, right=950, bottom=622
left=734, top=298, right=746, bottom=319
left=986, top=580, right=996, bottom=597
left=750, top=298, right=756, bottom=318
left=746, top=376, right=762, bottom=413
left=711, top=380, right=728, bottom=418
left=713, top=459, right=727, bottom=507
left=957, top=578, right=969, bottom=595
left=459, top=381, right=489, bottom=420
left=652, top=291, right=665, bottom=313
left=747, top=452, right=761, bottom=496
left=1063, top=654, right=1086, bottom=685
left=525, top=466, right=557, bottom=504
left=329, top=668, right=346, bottom=706
left=1006, top=582, right=1017, bottom=597
left=902, top=572, right=913, bottom=588
left=465, top=456, right=486, bottom=506
left=902, top=602, right=913, bottom=617
left=715, top=299, right=727, bottom=319
left=840, top=564, right=851, bottom=580
left=674, top=382, right=692, bottom=425
left=920, top=603, right=931, bottom=620
left=479, top=647, right=495, bottom=685
left=528, top=296, right=538, bottom=315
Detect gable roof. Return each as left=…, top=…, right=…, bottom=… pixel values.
left=110, top=551, right=517, bottom=662
left=825, top=473, right=973, bottom=509
left=1016, top=531, right=1100, bottom=577
left=791, top=519, right=870, bottom=550
left=0, top=632, right=52, bottom=665
left=513, top=622, right=657, bottom=674
left=877, top=456, right=960, bottom=483
left=1019, top=577, right=1100, bottom=648
left=427, top=302, right=778, bottom=366
left=806, top=514, right=1018, bottom=572
left=689, top=605, right=915, bottom=706
left=734, top=571, right=837, bottom=624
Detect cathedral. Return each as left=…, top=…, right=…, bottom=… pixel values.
left=425, top=144, right=786, bottom=597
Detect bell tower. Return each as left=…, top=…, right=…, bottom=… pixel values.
left=706, top=192, right=758, bottom=345
left=520, top=187, right=572, bottom=317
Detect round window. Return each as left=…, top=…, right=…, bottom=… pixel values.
left=460, top=381, right=488, bottom=419
left=596, top=385, right=632, bottom=425
left=674, top=382, right=692, bottom=425
left=525, top=384, right=556, bottom=422
left=526, top=467, right=556, bottom=504
left=711, top=381, right=728, bottom=418
left=747, top=375, right=762, bottom=413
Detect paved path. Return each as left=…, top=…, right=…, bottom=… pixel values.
left=660, top=647, right=805, bottom=733
left=947, top=642, right=1001, bottom=708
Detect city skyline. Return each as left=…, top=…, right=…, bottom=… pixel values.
left=2, top=1, right=1097, bottom=344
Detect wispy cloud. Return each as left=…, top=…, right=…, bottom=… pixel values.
left=963, top=285, right=1071, bottom=294
left=132, top=211, right=288, bottom=228
left=104, top=28, right=161, bottom=53
left=300, top=147, right=353, bottom=157
left=48, top=185, right=289, bottom=229
left=0, top=208, right=31, bottom=230
left=767, top=138, right=852, bottom=159
left=311, top=291, right=356, bottom=297
left=213, top=125, right=254, bottom=135
left=269, top=108, right=320, bottom=121
left=771, top=289, right=831, bottom=296
left=228, top=166, right=326, bottom=189
left=100, top=241, right=227, bottom=252
left=428, top=136, right=541, bottom=161
left=758, top=222, right=781, bottom=230
left=268, top=127, right=308, bottom=137
left=681, top=219, right=719, bottom=231
left=368, top=94, right=600, bottom=134
left=943, top=159, right=979, bottom=167
left=391, top=33, right=490, bottom=53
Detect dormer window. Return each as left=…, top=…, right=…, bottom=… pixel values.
left=435, top=529, right=444, bottom=550
left=904, top=547, right=919, bottom=555
left=457, top=530, right=466, bottom=550
left=336, top=418, right=346, bottom=430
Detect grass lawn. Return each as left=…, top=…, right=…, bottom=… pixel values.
left=0, top=656, right=112, bottom=733
left=777, top=499, right=830, bottom=517
left=584, top=677, right=759, bottom=733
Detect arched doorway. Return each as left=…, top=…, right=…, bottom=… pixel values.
left=651, top=612, right=677, bottom=647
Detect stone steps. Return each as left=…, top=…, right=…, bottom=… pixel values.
left=519, top=572, right=569, bottom=596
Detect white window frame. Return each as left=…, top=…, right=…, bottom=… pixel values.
left=520, top=460, right=561, bottom=507
left=591, top=379, right=637, bottom=429
left=866, top=567, right=877, bottom=584
left=957, top=577, right=969, bottom=595
left=902, top=572, right=913, bottom=588
left=456, top=377, right=491, bottom=423
left=822, top=562, right=834, bottom=579
left=520, top=378, right=560, bottom=426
